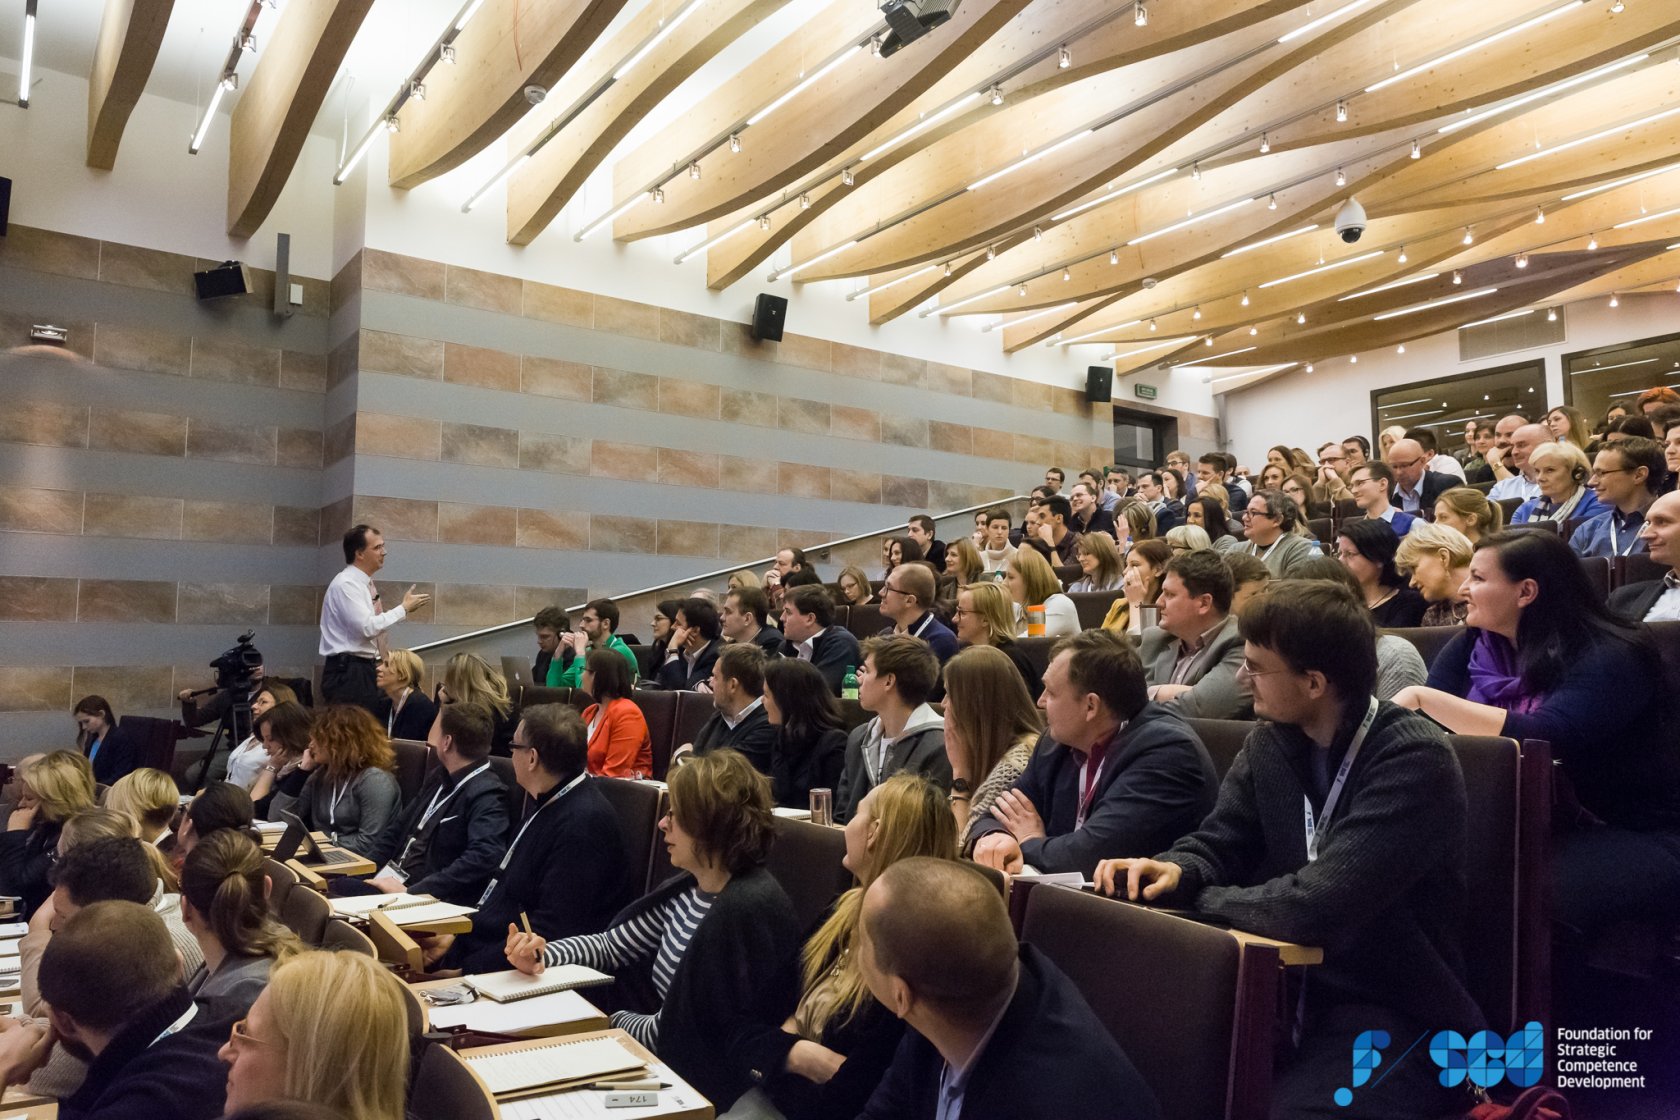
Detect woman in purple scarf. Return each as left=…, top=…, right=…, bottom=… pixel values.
left=1388, top=531, right=1680, bottom=942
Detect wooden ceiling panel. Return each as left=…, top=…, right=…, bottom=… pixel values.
left=86, top=0, right=175, bottom=171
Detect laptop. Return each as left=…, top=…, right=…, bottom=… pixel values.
left=272, top=810, right=356, bottom=865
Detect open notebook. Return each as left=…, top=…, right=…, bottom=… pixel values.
left=465, top=966, right=613, bottom=1003
left=425, top=988, right=601, bottom=1035
left=464, top=1035, right=643, bottom=1096
left=328, top=894, right=475, bottom=927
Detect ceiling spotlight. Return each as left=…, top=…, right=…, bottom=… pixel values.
left=689, top=161, right=701, bottom=180
left=238, top=33, right=256, bottom=53
left=1398, top=245, right=1408, bottom=263
left=1062, top=267, right=1072, bottom=281
left=759, top=214, right=772, bottom=230
left=1260, top=132, right=1270, bottom=154
left=1018, top=283, right=1028, bottom=296
left=729, top=133, right=742, bottom=153
left=1612, top=0, right=1624, bottom=11
left=1336, top=99, right=1348, bottom=123
left=1350, top=354, right=1358, bottom=364
left=409, top=80, right=426, bottom=101
left=1059, top=45, right=1071, bottom=69
left=1306, top=363, right=1315, bottom=372
left=1033, top=225, right=1043, bottom=241
left=384, top=114, right=400, bottom=133
left=1411, top=139, right=1421, bottom=159
left=1336, top=167, right=1347, bottom=186
left=944, top=262, right=953, bottom=277
left=1297, top=311, right=1306, bottom=324
left=1268, top=193, right=1278, bottom=210
left=1134, top=2, right=1148, bottom=28
left=1192, top=305, right=1202, bottom=319
left=1588, top=233, right=1598, bottom=250
left=1547, top=307, right=1558, bottom=321
left=987, top=244, right=996, bottom=260
left=1516, top=252, right=1529, bottom=268
left=1241, top=290, right=1251, bottom=306
left=440, top=44, right=457, bottom=64
left=221, top=73, right=238, bottom=92
left=1206, top=337, right=1214, bottom=346
left=1535, top=208, right=1545, bottom=224
left=1249, top=325, right=1258, bottom=336
left=1610, top=292, right=1620, bottom=307
left=1398, top=344, right=1406, bottom=353
left=799, top=193, right=811, bottom=209
left=842, top=167, right=855, bottom=186
left=989, top=85, right=1004, bottom=106
left=1149, top=318, right=1158, bottom=331
left=1463, top=227, right=1474, bottom=245
left=870, top=34, right=882, bottom=56
left=650, top=186, right=665, bottom=204
left=1452, top=270, right=1463, bottom=284
left=1109, top=248, right=1119, bottom=265
left=1191, top=162, right=1201, bottom=181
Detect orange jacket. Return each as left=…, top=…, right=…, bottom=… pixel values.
left=581, top=698, right=653, bottom=779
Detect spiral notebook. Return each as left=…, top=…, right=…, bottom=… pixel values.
left=464, top=966, right=613, bottom=1003
left=464, top=1035, right=643, bottom=1096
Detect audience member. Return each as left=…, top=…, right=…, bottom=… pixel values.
left=1342, top=435, right=1370, bottom=468
left=219, top=950, right=410, bottom=1120
left=1611, top=491, right=1680, bottom=620
left=1403, top=426, right=1466, bottom=483
left=544, top=598, right=638, bottom=690
left=374, top=650, right=435, bottom=742
left=71, top=695, right=140, bottom=787
left=1067, top=482, right=1115, bottom=537
left=970, top=630, right=1216, bottom=876
left=837, top=565, right=875, bottom=607
left=1115, top=498, right=1158, bottom=549
left=1197, top=452, right=1248, bottom=512
left=649, top=598, right=683, bottom=665
left=1138, top=551, right=1252, bottom=719
left=1042, top=466, right=1066, bottom=495
left=213, top=682, right=296, bottom=792
left=1095, top=581, right=1479, bottom=1120
left=1137, top=471, right=1186, bottom=532
left=1219, top=488, right=1320, bottom=575
left=1336, top=519, right=1427, bottom=628
left=1109, top=538, right=1171, bottom=634
left=720, top=586, right=784, bottom=656
left=294, top=705, right=400, bottom=858
left=857, top=858, right=1161, bottom=1120
left=1066, top=530, right=1123, bottom=593
left=1164, top=451, right=1196, bottom=498
left=729, top=570, right=763, bottom=591
left=942, top=646, right=1042, bottom=852
left=506, top=750, right=800, bottom=1114
left=1635, top=385, right=1679, bottom=418
left=1185, top=496, right=1236, bottom=544
left=1545, top=404, right=1591, bottom=452
left=1280, top=470, right=1326, bottom=519
left=0, top=752, right=96, bottom=917
left=1314, top=442, right=1354, bottom=505
left=105, top=768, right=180, bottom=849
left=1164, top=524, right=1212, bottom=554
left=1487, top=421, right=1546, bottom=502
left=836, top=636, right=950, bottom=823
left=882, top=536, right=924, bottom=582
left=1385, top=437, right=1458, bottom=515
left=977, top=507, right=1019, bottom=575
left=1511, top=441, right=1605, bottom=525
left=877, top=562, right=959, bottom=661
left=780, top=585, right=863, bottom=696
left=1462, top=421, right=1496, bottom=485
left=531, top=605, right=569, bottom=687
left=1397, top=531, right=1680, bottom=936
left=1006, top=547, right=1079, bottom=638
left=1395, top=522, right=1474, bottom=627
left=319, top=524, right=427, bottom=714
left=765, top=547, right=810, bottom=612
left=436, top=704, right=628, bottom=972
left=1432, top=485, right=1503, bottom=543
left=175, top=782, right=257, bottom=864
left=656, top=597, right=724, bottom=690
left=1604, top=412, right=1656, bottom=444
left=762, top=658, right=848, bottom=808
left=1032, top=495, right=1082, bottom=565
left=249, top=703, right=311, bottom=821
left=1571, top=435, right=1662, bottom=557
left=437, top=652, right=515, bottom=755
left=906, top=514, right=947, bottom=572
left=943, top=538, right=984, bottom=589
left=180, top=831, right=302, bottom=1020
left=952, top=582, right=1043, bottom=700
left=1347, top=461, right=1415, bottom=535
left=762, top=775, right=957, bottom=1120
left=580, top=649, right=654, bottom=778
left=1224, top=552, right=1272, bottom=616
left=686, top=644, right=776, bottom=774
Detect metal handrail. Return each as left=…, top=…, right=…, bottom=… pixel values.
left=410, top=494, right=1028, bottom=654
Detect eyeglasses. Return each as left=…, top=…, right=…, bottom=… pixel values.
left=229, top=1018, right=270, bottom=1047
left=1387, top=458, right=1422, bottom=470
left=881, top=585, right=906, bottom=597
left=1241, top=508, right=1275, bottom=520
left=1588, top=468, right=1630, bottom=479
left=1237, top=659, right=1290, bottom=678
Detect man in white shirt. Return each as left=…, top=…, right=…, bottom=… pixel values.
left=1486, top=424, right=1547, bottom=503
left=319, top=524, right=429, bottom=713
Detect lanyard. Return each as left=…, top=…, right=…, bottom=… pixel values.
left=1610, top=516, right=1642, bottom=558
left=151, top=1003, right=198, bottom=1049
left=1248, top=537, right=1281, bottom=562
left=1075, top=752, right=1107, bottom=831
left=1302, top=698, right=1378, bottom=862
left=397, top=762, right=492, bottom=869
left=478, top=772, right=586, bottom=906
left=328, top=780, right=350, bottom=829
left=386, top=689, right=411, bottom=736
left=910, top=614, right=934, bottom=639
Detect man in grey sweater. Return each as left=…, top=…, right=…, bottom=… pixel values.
left=1096, top=582, right=1481, bottom=1120
left=1214, top=488, right=1321, bottom=576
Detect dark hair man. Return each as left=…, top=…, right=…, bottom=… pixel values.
left=1137, top=551, right=1251, bottom=719
left=682, top=645, right=776, bottom=775
left=722, top=587, right=784, bottom=655
left=835, top=636, right=948, bottom=823
left=655, top=597, right=723, bottom=691
left=779, top=586, right=862, bottom=696
left=1096, top=582, right=1480, bottom=1120
left=319, top=523, right=430, bottom=712
left=858, top=859, right=1161, bottom=1120
left=906, top=515, right=947, bottom=572
left=532, top=605, right=570, bottom=686
left=970, top=630, right=1216, bottom=877
left=1571, top=437, right=1664, bottom=559
left=550, top=598, right=638, bottom=690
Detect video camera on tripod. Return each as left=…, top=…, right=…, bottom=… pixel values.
left=210, top=630, right=263, bottom=691
left=190, top=630, right=264, bottom=789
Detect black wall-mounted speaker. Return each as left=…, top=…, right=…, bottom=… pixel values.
left=193, top=261, right=251, bottom=300
left=751, top=293, right=788, bottom=341
left=0, top=177, right=11, bottom=237
left=1085, top=365, right=1113, bottom=403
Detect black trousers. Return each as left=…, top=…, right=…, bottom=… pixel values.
left=320, top=654, right=381, bottom=715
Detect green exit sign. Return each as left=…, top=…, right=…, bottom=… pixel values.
left=1134, top=383, right=1158, bottom=401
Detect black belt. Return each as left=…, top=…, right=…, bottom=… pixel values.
left=325, top=652, right=376, bottom=662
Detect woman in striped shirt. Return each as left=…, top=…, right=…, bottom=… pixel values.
left=505, top=749, right=800, bottom=1112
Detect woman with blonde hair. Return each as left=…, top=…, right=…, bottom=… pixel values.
left=182, top=830, right=302, bottom=1019
left=942, top=647, right=1042, bottom=849
left=728, top=569, right=763, bottom=591
left=1006, top=546, right=1079, bottom=637
left=1258, top=462, right=1289, bottom=491
left=0, top=751, right=95, bottom=916
left=1067, top=531, right=1123, bottom=593
left=1432, top=486, right=1504, bottom=543
left=1165, top=524, right=1213, bottom=553
left=944, top=538, right=984, bottom=587
left=222, top=681, right=297, bottom=792
left=295, top=705, right=399, bottom=858
left=1396, top=521, right=1475, bottom=627
left=836, top=565, right=875, bottom=607
left=952, top=582, right=1044, bottom=699
left=220, top=949, right=411, bottom=1120
left=1116, top=499, right=1157, bottom=548
left=1512, top=441, right=1605, bottom=525
left=106, top=767, right=180, bottom=848
left=439, top=651, right=514, bottom=755
left=1379, top=424, right=1408, bottom=456
left=376, top=649, right=436, bottom=741
left=761, top=773, right=957, bottom=1120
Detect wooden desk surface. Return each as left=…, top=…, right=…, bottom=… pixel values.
left=409, top=978, right=611, bottom=1038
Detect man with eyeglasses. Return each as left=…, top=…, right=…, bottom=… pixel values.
left=1216, top=489, right=1321, bottom=577
left=1314, top=441, right=1354, bottom=503
left=1138, top=552, right=1251, bottom=720
left=1347, top=462, right=1415, bottom=536
left=1093, top=582, right=1481, bottom=1120
left=1571, top=438, right=1663, bottom=559
left=1383, top=438, right=1457, bottom=516
left=877, top=563, right=958, bottom=663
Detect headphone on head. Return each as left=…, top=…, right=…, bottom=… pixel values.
left=1570, top=463, right=1588, bottom=484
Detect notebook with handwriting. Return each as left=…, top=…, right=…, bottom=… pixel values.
left=464, top=1035, right=642, bottom=1096
left=464, top=966, right=613, bottom=1003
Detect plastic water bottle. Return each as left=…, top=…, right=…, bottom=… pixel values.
left=841, top=665, right=859, bottom=700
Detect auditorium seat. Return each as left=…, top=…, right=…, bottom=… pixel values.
left=410, top=1043, right=497, bottom=1120
left=1648, top=622, right=1680, bottom=699
left=1382, top=626, right=1462, bottom=670
left=1184, top=719, right=1253, bottom=783
left=116, top=715, right=177, bottom=774
left=280, top=879, right=331, bottom=946
left=1506, top=519, right=1559, bottom=534
left=845, top=603, right=886, bottom=639
left=1019, top=883, right=1277, bottom=1120
left=1053, top=564, right=1082, bottom=588
left=1579, top=556, right=1611, bottom=601
left=1014, top=636, right=1057, bottom=681
left=390, top=738, right=434, bottom=803
left=1333, top=498, right=1360, bottom=522
left=765, top=816, right=853, bottom=935
left=628, top=643, right=658, bottom=679
left=673, top=691, right=715, bottom=753
left=1068, top=591, right=1122, bottom=630
left=632, top=688, right=681, bottom=779
left=263, top=857, right=299, bottom=920
left=322, top=917, right=377, bottom=957
left=1306, top=516, right=1334, bottom=544
left=516, top=685, right=573, bottom=714
left=1495, top=497, right=1524, bottom=521
left=595, top=778, right=667, bottom=898
left=484, top=755, right=523, bottom=819
left=1614, top=553, right=1666, bottom=589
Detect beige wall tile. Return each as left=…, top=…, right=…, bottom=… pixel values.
left=1012, top=379, right=1053, bottom=411
left=929, top=421, right=973, bottom=455
left=594, top=295, right=660, bottom=341
left=0, top=226, right=100, bottom=279
left=76, top=579, right=177, bottom=622
left=444, top=343, right=520, bottom=392
left=880, top=353, right=926, bottom=388
left=523, top=282, right=594, bottom=328
left=881, top=415, right=929, bottom=448
left=328, top=334, right=359, bottom=389
left=323, top=415, right=356, bottom=464
left=927, top=362, right=972, bottom=396
left=718, top=524, right=780, bottom=563
left=269, top=585, right=321, bottom=625
left=590, top=441, right=659, bottom=482
left=363, top=249, right=445, bottom=301
left=186, top=419, right=277, bottom=465
left=360, top=330, right=443, bottom=380
left=522, top=356, right=592, bottom=400
left=280, top=350, right=328, bottom=392
left=592, top=367, right=658, bottom=410
left=721, top=323, right=776, bottom=360
left=778, top=398, right=830, bottom=435
left=350, top=495, right=438, bottom=542
left=518, top=432, right=591, bottom=475
left=182, top=500, right=273, bottom=544
left=319, top=496, right=354, bottom=540
left=881, top=477, right=930, bottom=508
left=172, top=582, right=269, bottom=625
left=831, top=342, right=881, bottom=380
left=0, top=401, right=85, bottom=448
left=71, top=665, right=175, bottom=711
left=829, top=405, right=880, bottom=442
left=445, top=265, right=522, bottom=314
left=659, top=309, right=720, bottom=351
left=657, top=449, right=719, bottom=488
left=971, top=369, right=1013, bottom=404
left=658, top=378, right=721, bottom=419
left=590, top=515, right=655, bottom=554
left=779, top=463, right=831, bottom=500
left=776, top=333, right=831, bottom=372
left=0, top=488, right=83, bottom=534
left=973, top=427, right=1014, bottom=460
left=83, top=493, right=181, bottom=539
left=656, top=519, right=720, bottom=557
left=356, top=413, right=441, bottom=461
left=0, top=667, right=73, bottom=713
left=515, top=586, right=589, bottom=618
left=441, top=422, right=519, bottom=468
left=1013, top=434, right=1056, bottom=465
left=717, top=455, right=780, bottom=495
left=92, top=323, right=191, bottom=375
left=0, top=577, right=78, bottom=621
left=719, top=388, right=777, bottom=428
left=516, top=509, right=588, bottom=551
left=438, top=503, right=517, bottom=546
left=98, top=243, right=196, bottom=295
left=273, top=506, right=320, bottom=546
left=190, top=338, right=281, bottom=386
left=779, top=527, right=829, bottom=552
left=434, top=584, right=517, bottom=627
left=277, top=428, right=323, bottom=469
left=830, top=469, right=882, bottom=504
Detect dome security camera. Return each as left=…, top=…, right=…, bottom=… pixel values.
left=1334, top=198, right=1367, bottom=244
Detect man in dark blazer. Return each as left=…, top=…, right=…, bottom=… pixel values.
left=1385, top=438, right=1458, bottom=517
left=907, top=514, right=947, bottom=573
left=857, top=858, right=1161, bottom=1120
left=685, top=645, right=777, bottom=774
left=721, top=587, right=784, bottom=656
left=1609, top=490, right=1680, bottom=621
left=655, top=596, right=723, bottom=690
left=338, top=701, right=508, bottom=905
left=780, top=585, right=862, bottom=695
left=1137, top=551, right=1252, bottom=720
left=970, top=630, right=1217, bottom=877
left=876, top=563, right=958, bottom=663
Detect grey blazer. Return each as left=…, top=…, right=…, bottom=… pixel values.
left=1215, top=531, right=1321, bottom=578
left=1137, top=614, right=1253, bottom=720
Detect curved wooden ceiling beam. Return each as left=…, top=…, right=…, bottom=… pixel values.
left=506, top=0, right=794, bottom=246
left=386, top=0, right=631, bottom=190
left=87, top=0, right=175, bottom=171
left=227, top=0, right=374, bottom=239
